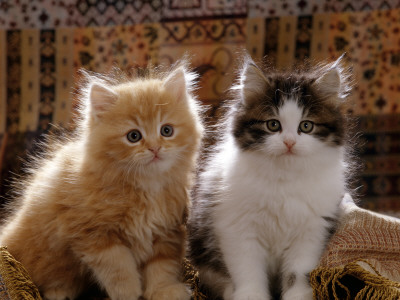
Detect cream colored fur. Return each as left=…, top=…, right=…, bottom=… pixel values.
left=0, top=65, right=203, bottom=300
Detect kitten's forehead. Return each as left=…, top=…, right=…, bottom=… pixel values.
left=279, top=100, right=303, bottom=127
left=252, top=74, right=335, bottom=124
left=114, top=81, right=174, bottom=117
left=267, top=75, right=315, bottom=107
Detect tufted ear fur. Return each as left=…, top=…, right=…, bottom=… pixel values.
left=89, top=82, right=118, bottom=118
left=240, top=57, right=270, bottom=105
left=313, top=54, right=347, bottom=100
left=314, top=67, right=341, bottom=97
left=163, top=66, right=197, bottom=102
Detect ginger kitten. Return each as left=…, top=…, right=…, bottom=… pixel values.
left=188, top=55, right=353, bottom=300
left=0, top=63, right=203, bottom=300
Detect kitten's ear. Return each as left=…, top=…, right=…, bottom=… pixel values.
left=163, top=66, right=195, bottom=101
left=313, top=55, right=345, bottom=98
left=89, top=82, right=118, bottom=117
left=314, top=67, right=341, bottom=96
left=240, top=58, right=269, bottom=105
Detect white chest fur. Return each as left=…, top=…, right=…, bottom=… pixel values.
left=213, top=141, right=345, bottom=255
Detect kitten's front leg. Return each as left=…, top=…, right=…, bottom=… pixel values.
left=143, top=227, right=190, bottom=300
left=218, top=224, right=270, bottom=300
left=281, top=229, right=326, bottom=300
left=77, top=244, right=142, bottom=300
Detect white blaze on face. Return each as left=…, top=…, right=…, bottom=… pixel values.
left=278, top=100, right=301, bottom=153
left=263, top=100, right=328, bottom=158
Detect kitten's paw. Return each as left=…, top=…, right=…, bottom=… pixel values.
left=233, top=288, right=269, bottom=300
left=282, top=285, right=313, bottom=300
left=145, top=283, right=190, bottom=300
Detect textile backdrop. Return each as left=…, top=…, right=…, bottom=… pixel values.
left=0, top=0, right=399, bottom=213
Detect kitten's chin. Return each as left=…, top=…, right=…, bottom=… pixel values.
left=261, top=147, right=299, bottom=158
left=147, top=156, right=161, bottom=164
left=264, top=149, right=312, bottom=161
left=144, top=158, right=173, bottom=174
left=277, top=152, right=299, bottom=161
left=281, top=149, right=296, bottom=156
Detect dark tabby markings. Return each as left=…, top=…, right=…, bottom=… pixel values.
left=233, top=72, right=346, bottom=151
left=314, top=121, right=344, bottom=146
left=233, top=118, right=270, bottom=150
left=188, top=226, right=227, bottom=274
left=188, top=195, right=228, bottom=275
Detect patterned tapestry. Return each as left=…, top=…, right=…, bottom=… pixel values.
left=0, top=0, right=399, bottom=213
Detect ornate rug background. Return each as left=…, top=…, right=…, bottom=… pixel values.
left=0, top=0, right=399, bottom=213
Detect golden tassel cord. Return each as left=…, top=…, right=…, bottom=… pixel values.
left=183, top=258, right=207, bottom=300
left=310, top=260, right=400, bottom=300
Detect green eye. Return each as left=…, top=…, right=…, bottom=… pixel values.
left=127, top=130, right=142, bottom=143
left=266, top=120, right=281, bottom=132
left=299, top=121, right=314, bottom=134
left=160, top=124, right=174, bottom=137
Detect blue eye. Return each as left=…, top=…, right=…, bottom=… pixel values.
left=160, top=124, right=174, bottom=137
left=299, top=121, right=314, bottom=134
left=266, top=120, right=281, bottom=132
left=127, top=130, right=142, bottom=143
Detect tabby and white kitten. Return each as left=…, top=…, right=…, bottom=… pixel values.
left=0, top=63, right=203, bottom=300
left=188, top=55, right=352, bottom=300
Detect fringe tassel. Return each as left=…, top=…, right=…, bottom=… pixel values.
left=310, top=260, right=400, bottom=300
left=0, top=247, right=42, bottom=300
left=183, top=258, right=207, bottom=300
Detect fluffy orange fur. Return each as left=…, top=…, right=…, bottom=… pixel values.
left=0, top=64, right=203, bottom=300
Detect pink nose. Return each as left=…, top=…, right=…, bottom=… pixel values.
left=284, top=140, right=296, bottom=149
left=149, top=146, right=160, bottom=154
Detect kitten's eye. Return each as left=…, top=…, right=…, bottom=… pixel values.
left=299, top=121, right=314, bottom=134
left=160, top=124, right=174, bottom=137
left=266, top=120, right=281, bottom=132
left=127, top=130, right=142, bottom=143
